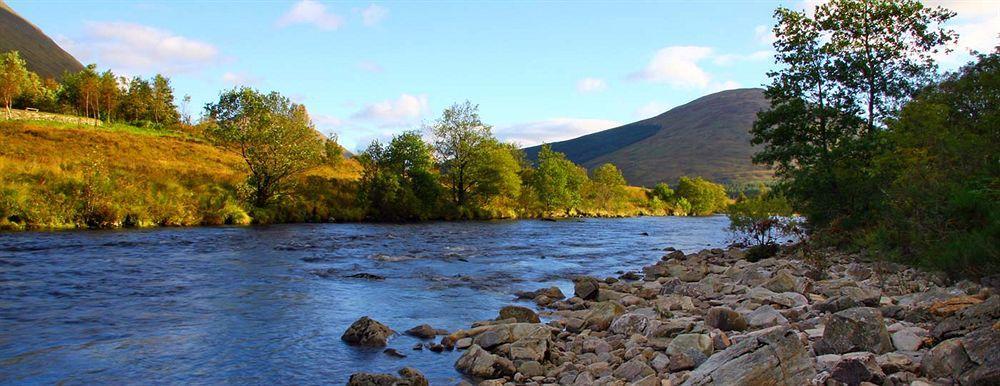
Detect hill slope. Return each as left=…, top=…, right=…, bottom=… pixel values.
left=0, top=1, right=83, bottom=79
left=525, top=88, right=772, bottom=186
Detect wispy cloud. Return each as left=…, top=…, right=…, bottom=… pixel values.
left=576, top=77, right=607, bottom=93
left=633, top=101, right=672, bottom=119
left=59, top=22, right=219, bottom=75
left=277, top=0, right=344, bottom=30
left=629, top=46, right=715, bottom=89
left=360, top=4, right=389, bottom=27
left=496, top=118, right=621, bottom=147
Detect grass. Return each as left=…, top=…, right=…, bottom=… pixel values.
left=0, top=119, right=362, bottom=230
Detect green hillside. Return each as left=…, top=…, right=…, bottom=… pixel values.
left=0, top=0, right=83, bottom=79
left=525, top=88, right=773, bottom=186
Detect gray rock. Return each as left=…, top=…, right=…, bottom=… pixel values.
left=830, top=352, right=885, bottom=385
left=454, top=344, right=516, bottom=378
left=746, top=305, right=788, bottom=328
left=613, top=357, right=654, bottom=382
left=610, top=313, right=651, bottom=336
left=891, top=329, right=924, bottom=351
left=499, top=305, right=540, bottom=323
left=342, top=317, right=395, bottom=346
left=958, top=326, right=1000, bottom=385
left=705, top=307, right=747, bottom=331
left=682, top=326, right=816, bottom=386
left=815, top=307, right=893, bottom=355
left=473, top=330, right=503, bottom=349
left=667, top=333, right=714, bottom=357
left=763, top=269, right=798, bottom=293
left=517, top=360, right=545, bottom=377
left=932, top=295, right=999, bottom=340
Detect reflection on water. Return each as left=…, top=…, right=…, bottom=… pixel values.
left=0, top=216, right=730, bottom=384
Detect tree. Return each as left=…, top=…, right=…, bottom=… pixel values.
left=588, top=163, right=628, bottom=211
left=151, top=74, right=178, bottom=124
left=532, top=145, right=587, bottom=212
left=205, top=87, right=325, bottom=207
left=0, top=51, right=31, bottom=118
left=752, top=0, right=955, bottom=229
left=98, top=70, right=119, bottom=123
left=468, top=140, right=522, bottom=207
left=357, top=131, right=442, bottom=220
left=675, top=176, right=728, bottom=216
left=430, top=101, right=493, bottom=206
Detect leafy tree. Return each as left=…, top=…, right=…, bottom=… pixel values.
left=588, top=163, right=628, bottom=211
left=532, top=145, right=587, bottom=212
left=119, top=76, right=152, bottom=123
left=675, top=176, right=728, bottom=216
left=651, top=183, right=674, bottom=203
left=753, top=0, right=955, bottom=229
left=430, top=101, right=493, bottom=206
left=205, top=87, right=324, bottom=207
left=151, top=74, right=178, bottom=124
left=98, top=70, right=119, bottom=122
left=875, top=49, right=999, bottom=277
left=357, top=131, right=442, bottom=220
left=0, top=51, right=32, bottom=118
left=468, top=140, right=522, bottom=208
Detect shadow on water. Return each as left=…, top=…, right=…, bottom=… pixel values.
left=0, top=216, right=731, bottom=384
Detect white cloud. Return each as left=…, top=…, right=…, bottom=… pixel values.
left=754, top=25, right=776, bottom=46
left=61, top=22, right=219, bottom=75
left=629, top=46, right=715, bottom=88
left=221, top=71, right=261, bottom=86
left=495, top=118, right=621, bottom=147
left=277, top=0, right=344, bottom=30
left=360, top=4, right=389, bottom=26
left=351, top=93, right=429, bottom=127
left=576, top=77, right=607, bottom=93
left=633, top=101, right=672, bottom=119
left=357, top=60, right=385, bottom=73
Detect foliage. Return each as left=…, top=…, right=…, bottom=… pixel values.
left=727, top=193, right=799, bottom=247
left=204, top=87, right=326, bottom=207
left=586, top=163, right=629, bottom=212
left=872, top=50, right=999, bottom=277
left=430, top=101, right=494, bottom=207
left=531, top=144, right=588, bottom=213
left=357, top=131, right=443, bottom=221
left=752, top=0, right=955, bottom=230
left=675, top=176, right=728, bottom=216
left=0, top=50, right=33, bottom=118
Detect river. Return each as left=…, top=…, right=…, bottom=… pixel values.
left=0, top=216, right=731, bottom=384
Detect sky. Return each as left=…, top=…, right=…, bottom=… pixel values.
left=9, top=0, right=999, bottom=151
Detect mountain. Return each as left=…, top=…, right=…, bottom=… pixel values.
left=0, top=1, right=83, bottom=79
left=524, top=88, right=772, bottom=186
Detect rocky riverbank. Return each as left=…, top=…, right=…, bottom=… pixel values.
left=342, top=245, right=999, bottom=385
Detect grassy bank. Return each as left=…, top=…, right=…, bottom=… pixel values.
left=0, top=118, right=361, bottom=230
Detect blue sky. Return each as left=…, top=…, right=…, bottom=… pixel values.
left=9, top=0, right=998, bottom=151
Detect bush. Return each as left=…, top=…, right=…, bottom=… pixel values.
left=727, top=194, right=799, bottom=247
left=745, top=243, right=780, bottom=262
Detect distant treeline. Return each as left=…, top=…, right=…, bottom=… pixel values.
left=353, top=101, right=730, bottom=221
left=0, top=51, right=180, bottom=127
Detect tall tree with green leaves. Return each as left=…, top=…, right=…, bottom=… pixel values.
left=151, top=74, right=178, bottom=124
left=588, top=163, right=629, bottom=211
left=752, top=0, right=955, bottom=229
left=675, top=176, right=728, bottom=216
left=0, top=51, right=32, bottom=118
left=430, top=101, right=494, bottom=207
left=532, top=145, right=588, bottom=213
left=205, top=87, right=325, bottom=207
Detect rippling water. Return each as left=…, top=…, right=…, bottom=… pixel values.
left=0, top=216, right=731, bottom=384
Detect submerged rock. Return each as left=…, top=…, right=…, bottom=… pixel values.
left=347, top=367, right=428, bottom=386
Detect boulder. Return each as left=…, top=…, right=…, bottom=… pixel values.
left=347, top=367, right=428, bottom=386
left=508, top=325, right=551, bottom=362
left=923, top=338, right=971, bottom=380
left=613, top=357, right=655, bottom=382
left=610, top=313, right=651, bottom=336
left=342, top=317, right=395, bottom=346
left=830, top=352, right=885, bottom=385
left=517, top=360, right=545, bottom=377
left=574, top=276, right=601, bottom=300
left=928, top=295, right=984, bottom=317
left=583, top=301, right=626, bottom=331
left=890, top=329, right=924, bottom=351
left=405, top=324, right=438, bottom=339
left=499, top=305, right=540, bottom=323
left=746, top=305, right=788, bottom=328
left=957, top=326, right=1000, bottom=385
left=667, top=334, right=714, bottom=357
left=815, top=307, right=893, bottom=355
left=516, top=286, right=565, bottom=300
left=454, top=344, right=516, bottom=378
left=932, top=295, right=999, bottom=340
left=763, top=270, right=798, bottom=293
left=682, top=326, right=816, bottom=386
left=705, top=307, right=747, bottom=331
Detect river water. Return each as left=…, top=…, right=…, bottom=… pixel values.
left=0, top=216, right=731, bottom=385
